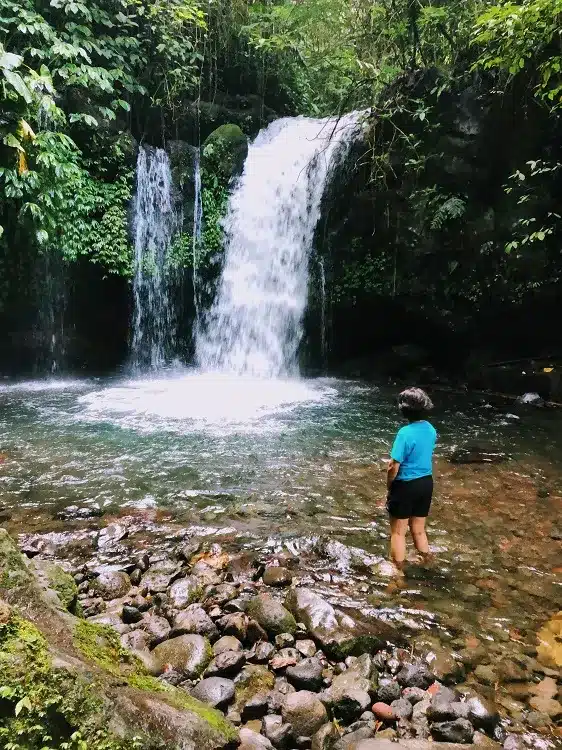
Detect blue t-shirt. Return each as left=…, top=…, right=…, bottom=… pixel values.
left=390, top=420, right=436, bottom=481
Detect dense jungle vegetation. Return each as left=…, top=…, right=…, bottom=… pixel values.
left=0, top=0, right=561, bottom=373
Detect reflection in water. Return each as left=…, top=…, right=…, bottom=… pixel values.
left=0, top=373, right=561, bottom=680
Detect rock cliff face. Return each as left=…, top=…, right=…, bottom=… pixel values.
left=310, top=69, right=562, bottom=377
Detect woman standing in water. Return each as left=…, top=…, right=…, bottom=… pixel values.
left=386, top=387, right=436, bottom=572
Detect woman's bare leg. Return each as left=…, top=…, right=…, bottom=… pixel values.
left=409, top=516, right=432, bottom=559
left=389, top=517, right=409, bottom=568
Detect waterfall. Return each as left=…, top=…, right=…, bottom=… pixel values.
left=35, top=250, right=66, bottom=374
left=192, top=147, right=203, bottom=327
left=130, top=145, right=180, bottom=370
left=196, top=113, right=361, bottom=378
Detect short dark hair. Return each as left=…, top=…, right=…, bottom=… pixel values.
left=398, top=387, right=433, bottom=421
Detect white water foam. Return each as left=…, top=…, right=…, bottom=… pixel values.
left=77, top=372, right=336, bottom=433
left=196, top=114, right=361, bottom=377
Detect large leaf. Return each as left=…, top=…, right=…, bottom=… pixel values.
left=0, top=48, right=23, bottom=71
left=3, top=69, right=33, bottom=103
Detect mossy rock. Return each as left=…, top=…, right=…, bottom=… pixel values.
left=202, top=123, right=248, bottom=184
left=234, top=664, right=276, bottom=712
left=34, top=560, right=80, bottom=614
left=0, top=529, right=236, bottom=749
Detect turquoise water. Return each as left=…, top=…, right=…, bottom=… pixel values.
left=0, top=372, right=561, bottom=655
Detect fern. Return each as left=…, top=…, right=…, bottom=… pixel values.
left=430, top=196, right=466, bottom=229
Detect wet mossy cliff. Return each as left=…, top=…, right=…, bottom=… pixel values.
left=309, top=69, right=562, bottom=381
left=0, top=529, right=236, bottom=750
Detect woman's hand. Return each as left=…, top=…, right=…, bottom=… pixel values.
left=387, top=459, right=400, bottom=490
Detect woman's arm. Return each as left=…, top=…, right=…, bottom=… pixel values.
left=387, top=459, right=401, bottom=490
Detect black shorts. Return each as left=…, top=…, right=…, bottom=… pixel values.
left=386, top=475, right=433, bottom=519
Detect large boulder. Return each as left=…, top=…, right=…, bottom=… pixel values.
left=282, top=690, right=328, bottom=737
left=202, top=123, right=248, bottom=183
left=0, top=529, right=236, bottom=750
left=152, top=634, right=213, bottom=678
left=285, top=588, right=404, bottom=659
left=247, top=593, right=297, bottom=637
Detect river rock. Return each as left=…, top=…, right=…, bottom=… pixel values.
left=152, top=634, right=212, bottom=678
left=247, top=593, right=297, bottom=637
left=206, top=649, right=247, bottom=677
left=191, top=676, right=235, bottom=709
left=263, top=567, right=293, bottom=587
left=168, top=576, right=201, bottom=608
left=528, top=695, right=562, bottom=718
left=247, top=618, right=269, bottom=645
left=141, top=566, right=178, bottom=594
left=286, top=657, right=324, bottom=691
left=241, top=692, right=270, bottom=721
left=431, top=719, right=474, bottom=744
left=296, top=639, right=317, bottom=658
left=413, top=638, right=464, bottom=685
left=218, top=612, right=249, bottom=641
left=282, top=691, right=328, bottom=738
left=311, top=723, right=339, bottom=750
left=121, top=629, right=151, bottom=652
left=323, top=670, right=373, bottom=722
left=97, top=523, right=128, bottom=548
left=234, top=665, right=276, bottom=712
left=285, top=588, right=403, bottom=660
left=391, top=698, right=413, bottom=720
left=91, top=570, right=131, bottom=600
left=396, top=663, right=434, bottom=690
left=263, top=714, right=293, bottom=749
left=466, top=695, right=500, bottom=732
left=88, top=612, right=130, bottom=635
left=428, top=698, right=469, bottom=722
left=122, top=605, right=143, bottom=624
left=213, top=635, right=243, bottom=655
left=249, top=640, right=276, bottom=663
left=171, top=604, right=219, bottom=640
left=335, top=726, right=375, bottom=750
left=377, top=679, right=402, bottom=703
left=403, top=688, right=427, bottom=705
left=372, top=702, right=396, bottom=722
left=239, top=728, right=274, bottom=750
left=140, top=614, right=171, bottom=647
left=275, top=633, right=295, bottom=649
left=175, top=539, right=202, bottom=562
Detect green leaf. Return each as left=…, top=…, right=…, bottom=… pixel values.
left=15, top=696, right=32, bottom=716
left=0, top=49, right=23, bottom=71
left=3, top=69, right=33, bottom=103
left=3, top=133, right=24, bottom=152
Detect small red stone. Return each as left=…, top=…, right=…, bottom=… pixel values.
left=371, top=702, right=396, bottom=722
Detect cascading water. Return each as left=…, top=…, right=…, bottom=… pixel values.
left=196, top=114, right=361, bottom=377
left=35, top=250, right=67, bottom=374
left=130, top=145, right=180, bottom=370
left=192, top=147, right=203, bottom=327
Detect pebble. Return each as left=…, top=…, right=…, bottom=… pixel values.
left=371, top=702, right=396, bottom=722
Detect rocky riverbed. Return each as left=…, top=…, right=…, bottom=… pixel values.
left=2, top=514, right=560, bottom=750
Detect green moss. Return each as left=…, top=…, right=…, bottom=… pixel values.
left=202, top=123, right=248, bottom=183
left=234, top=665, right=275, bottom=711
left=127, top=673, right=237, bottom=742
left=73, top=619, right=141, bottom=677
left=46, top=564, right=79, bottom=613
left=0, top=529, right=32, bottom=591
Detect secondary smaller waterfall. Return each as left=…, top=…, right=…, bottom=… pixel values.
left=196, top=113, right=361, bottom=377
left=192, top=148, right=203, bottom=327
left=130, top=145, right=180, bottom=370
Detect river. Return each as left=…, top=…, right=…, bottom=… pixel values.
left=1, top=372, right=560, bottom=669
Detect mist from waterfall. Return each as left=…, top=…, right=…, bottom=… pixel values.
left=196, top=114, right=361, bottom=378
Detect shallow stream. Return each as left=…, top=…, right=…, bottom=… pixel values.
left=1, top=372, right=561, bottom=728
